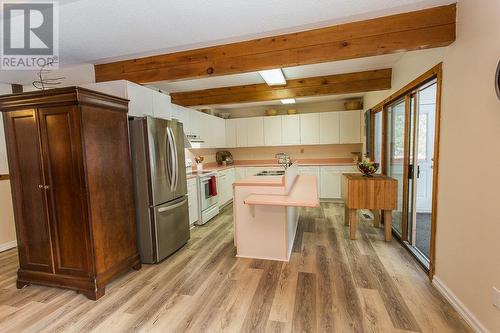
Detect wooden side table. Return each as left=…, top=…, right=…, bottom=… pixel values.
left=341, top=173, right=397, bottom=241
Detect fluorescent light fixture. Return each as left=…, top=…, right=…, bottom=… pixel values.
left=258, top=69, right=286, bottom=86
left=281, top=98, right=296, bottom=104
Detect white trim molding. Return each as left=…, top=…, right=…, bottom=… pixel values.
left=432, top=276, right=490, bottom=333
left=0, top=240, right=16, bottom=253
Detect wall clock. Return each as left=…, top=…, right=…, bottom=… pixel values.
left=496, top=60, right=500, bottom=100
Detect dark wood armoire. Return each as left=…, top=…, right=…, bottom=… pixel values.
left=0, top=87, right=140, bottom=300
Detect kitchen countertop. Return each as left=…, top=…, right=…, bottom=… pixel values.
left=189, top=158, right=356, bottom=174
left=243, top=175, right=320, bottom=208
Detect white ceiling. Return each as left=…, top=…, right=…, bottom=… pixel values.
left=1, top=0, right=452, bottom=66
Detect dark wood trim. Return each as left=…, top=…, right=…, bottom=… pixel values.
left=171, top=69, right=392, bottom=106
left=381, top=106, right=388, bottom=175
left=369, top=110, right=375, bottom=161
left=429, top=66, right=443, bottom=279
left=372, top=63, right=443, bottom=111
left=11, top=84, right=23, bottom=94
left=401, top=95, right=411, bottom=241
left=95, top=5, right=456, bottom=83
left=0, top=174, right=9, bottom=181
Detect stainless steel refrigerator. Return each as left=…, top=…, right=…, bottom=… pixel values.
left=129, top=117, right=190, bottom=263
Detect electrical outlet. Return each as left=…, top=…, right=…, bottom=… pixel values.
left=493, top=287, right=500, bottom=310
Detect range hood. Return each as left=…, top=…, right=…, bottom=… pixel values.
left=186, top=133, right=205, bottom=144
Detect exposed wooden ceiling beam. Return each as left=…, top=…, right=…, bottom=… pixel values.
left=94, top=4, right=455, bottom=84
left=171, top=69, right=391, bottom=106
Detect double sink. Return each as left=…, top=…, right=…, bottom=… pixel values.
left=255, top=170, right=286, bottom=176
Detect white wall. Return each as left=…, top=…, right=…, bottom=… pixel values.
left=0, top=83, right=16, bottom=251
left=0, top=64, right=96, bottom=89
left=437, top=0, right=500, bottom=331
left=364, top=1, right=500, bottom=331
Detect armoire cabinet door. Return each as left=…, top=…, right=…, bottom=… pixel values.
left=3, top=110, right=53, bottom=273
left=38, top=106, right=91, bottom=277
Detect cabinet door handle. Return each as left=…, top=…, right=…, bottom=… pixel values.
left=38, top=184, right=44, bottom=189
left=44, top=185, right=50, bottom=190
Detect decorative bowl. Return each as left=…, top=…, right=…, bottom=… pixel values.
left=266, top=109, right=278, bottom=116
left=344, top=100, right=363, bottom=110
left=357, top=160, right=379, bottom=176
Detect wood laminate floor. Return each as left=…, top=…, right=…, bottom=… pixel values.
left=0, top=203, right=472, bottom=333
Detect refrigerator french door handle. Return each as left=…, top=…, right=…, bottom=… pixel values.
left=168, top=127, right=178, bottom=191
left=165, top=131, right=172, bottom=187
left=166, top=128, right=175, bottom=192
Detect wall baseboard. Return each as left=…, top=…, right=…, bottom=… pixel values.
left=432, top=276, right=490, bottom=333
left=0, top=240, right=16, bottom=253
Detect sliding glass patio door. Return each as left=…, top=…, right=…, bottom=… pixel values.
left=384, top=80, right=438, bottom=270
left=405, top=81, right=437, bottom=268
left=385, top=99, right=406, bottom=236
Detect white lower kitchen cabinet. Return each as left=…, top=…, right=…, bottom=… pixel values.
left=217, top=168, right=235, bottom=207
left=320, top=167, right=342, bottom=199
left=298, top=166, right=320, bottom=192
left=187, top=178, right=199, bottom=226
left=235, top=167, right=246, bottom=180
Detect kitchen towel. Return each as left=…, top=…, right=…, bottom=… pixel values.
left=209, top=176, right=217, bottom=196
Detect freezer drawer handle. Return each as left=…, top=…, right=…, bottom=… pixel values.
left=157, top=198, right=187, bottom=213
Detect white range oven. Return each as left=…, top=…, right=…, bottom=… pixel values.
left=196, top=171, right=219, bottom=225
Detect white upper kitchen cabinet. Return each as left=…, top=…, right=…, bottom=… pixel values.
left=339, top=110, right=362, bottom=143
left=319, top=112, right=340, bottom=144
left=213, top=116, right=226, bottom=148
left=81, top=80, right=154, bottom=117
left=236, top=118, right=248, bottom=147
left=225, top=119, right=237, bottom=148
left=300, top=113, right=320, bottom=145
left=247, top=117, right=264, bottom=147
left=282, top=114, right=300, bottom=145
left=199, top=112, right=215, bottom=147
left=188, top=109, right=202, bottom=138
left=171, top=104, right=190, bottom=133
left=264, top=115, right=282, bottom=146
left=151, top=91, right=171, bottom=120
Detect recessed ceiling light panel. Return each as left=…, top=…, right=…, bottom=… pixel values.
left=258, top=69, right=286, bottom=86
left=281, top=98, right=296, bottom=104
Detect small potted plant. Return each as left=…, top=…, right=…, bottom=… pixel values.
left=357, top=158, right=379, bottom=177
